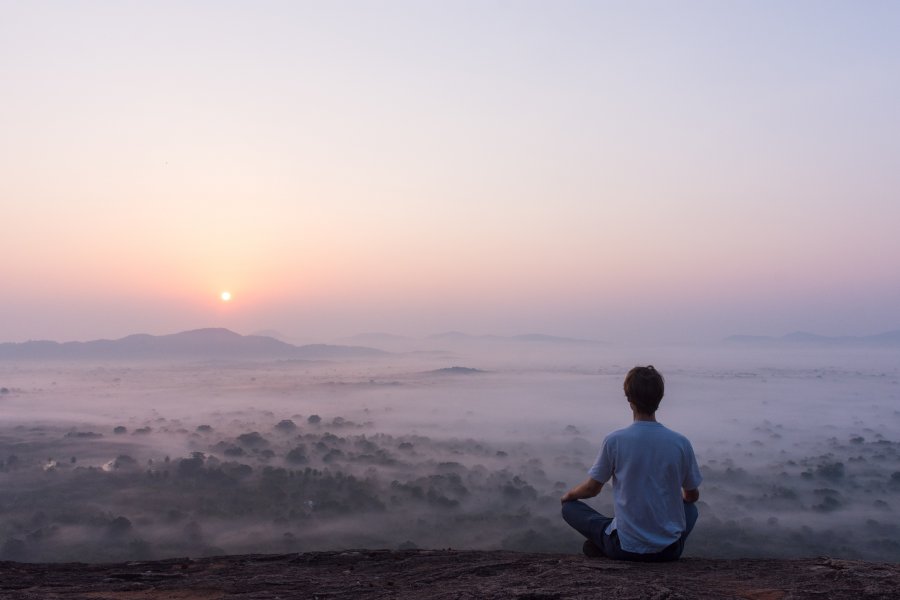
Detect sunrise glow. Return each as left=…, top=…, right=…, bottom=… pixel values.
left=1, top=2, right=898, bottom=344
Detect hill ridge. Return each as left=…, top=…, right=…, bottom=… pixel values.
left=0, top=328, right=387, bottom=360
left=725, top=328, right=900, bottom=346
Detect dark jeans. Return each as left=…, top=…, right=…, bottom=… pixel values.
left=561, top=500, right=699, bottom=562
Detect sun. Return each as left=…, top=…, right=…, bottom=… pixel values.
left=220, top=291, right=232, bottom=302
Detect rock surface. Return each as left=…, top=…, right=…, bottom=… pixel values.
left=1, top=550, right=898, bottom=599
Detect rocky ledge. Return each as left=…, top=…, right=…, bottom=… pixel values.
left=1, top=550, right=898, bottom=599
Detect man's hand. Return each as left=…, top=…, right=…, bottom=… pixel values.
left=683, top=488, right=700, bottom=503
left=560, top=478, right=603, bottom=503
left=560, top=489, right=578, bottom=503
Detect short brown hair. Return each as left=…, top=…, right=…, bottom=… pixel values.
left=624, top=365, right=665, bottom=414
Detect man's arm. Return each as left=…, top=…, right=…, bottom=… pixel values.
left=682, top=488, right=700, bottom=503
left=560, top=477, right=603, bottom=503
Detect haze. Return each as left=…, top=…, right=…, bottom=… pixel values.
left=1, top=2, right=899, bottom=565
left=1, top=339, right=898, bottom=561
left=3, top=2, right=900, bottom=343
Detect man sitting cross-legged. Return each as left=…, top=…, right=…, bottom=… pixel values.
left=561, top=365, right=702, bottom=561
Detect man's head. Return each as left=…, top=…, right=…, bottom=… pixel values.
left=623, top=365, right=665, bottom=414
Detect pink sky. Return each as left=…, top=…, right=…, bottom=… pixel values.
left=2, top=2, right=899, bottom=343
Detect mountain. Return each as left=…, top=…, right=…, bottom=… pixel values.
left=249, top=329, right=290, bottom=341
left=508, top=333, right=600, bottom=344
left=781, top=331, right=834, bottom=343
left=424, top=366, right=487, bottom=375
left=0, top=328, right=388, bottom=360
left=724, top=334, right=773, bottom=343
left=725, top=329, right=900, bottom=346
left=426, top=332, right=602, bottom=344
left=869, top=329, right=900, bottom=344
left=338, top=332, right=412, bottom=343
left=427, top=331, right=477, bottom=341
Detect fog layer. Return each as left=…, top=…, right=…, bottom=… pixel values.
left=1, top=342, right=898, bottom=562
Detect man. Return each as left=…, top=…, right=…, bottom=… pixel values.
left=560, top=365, right=702, bottom=561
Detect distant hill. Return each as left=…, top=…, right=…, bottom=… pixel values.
left=338, top=332, right=412, bottom=343
left=0, top=328, right=388, bottom=360
left=424, top=366, right=487, bottom=375
left=725, top=329, right=900, bottom=346
left=426, top=332, right=602, bottom=345
left=508, top=333, right=600, bottom=344
left=330, top=331, right=603, bottom=351
left=249, top=329, right=290, bottom=341
left=427, top=331, right=475, bottom=341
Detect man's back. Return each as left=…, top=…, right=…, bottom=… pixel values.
left=589, top=422, right=702, bottom=553
left=561, top=365, right=702, bottom=561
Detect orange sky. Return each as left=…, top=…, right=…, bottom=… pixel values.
left=3, top=3, right=900, bottom=343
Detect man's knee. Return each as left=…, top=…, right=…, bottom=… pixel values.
left=560, top=499, right=583, bottom=523
left=683, top=501, right=699, bottom=535
left=684, top=501, right=699, bottom=520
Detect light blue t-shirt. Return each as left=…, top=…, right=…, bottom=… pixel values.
left=588, top=421, right=703, bottom=553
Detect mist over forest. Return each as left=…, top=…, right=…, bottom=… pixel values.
left=1, top=334, right=898, bottom=563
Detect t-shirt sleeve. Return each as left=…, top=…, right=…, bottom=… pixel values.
left=682, top=439, right=703, bottom=490
left=587, top=436, right=613, bottom=483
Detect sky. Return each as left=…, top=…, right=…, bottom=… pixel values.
left=2, top=1, right=900, bottom=344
